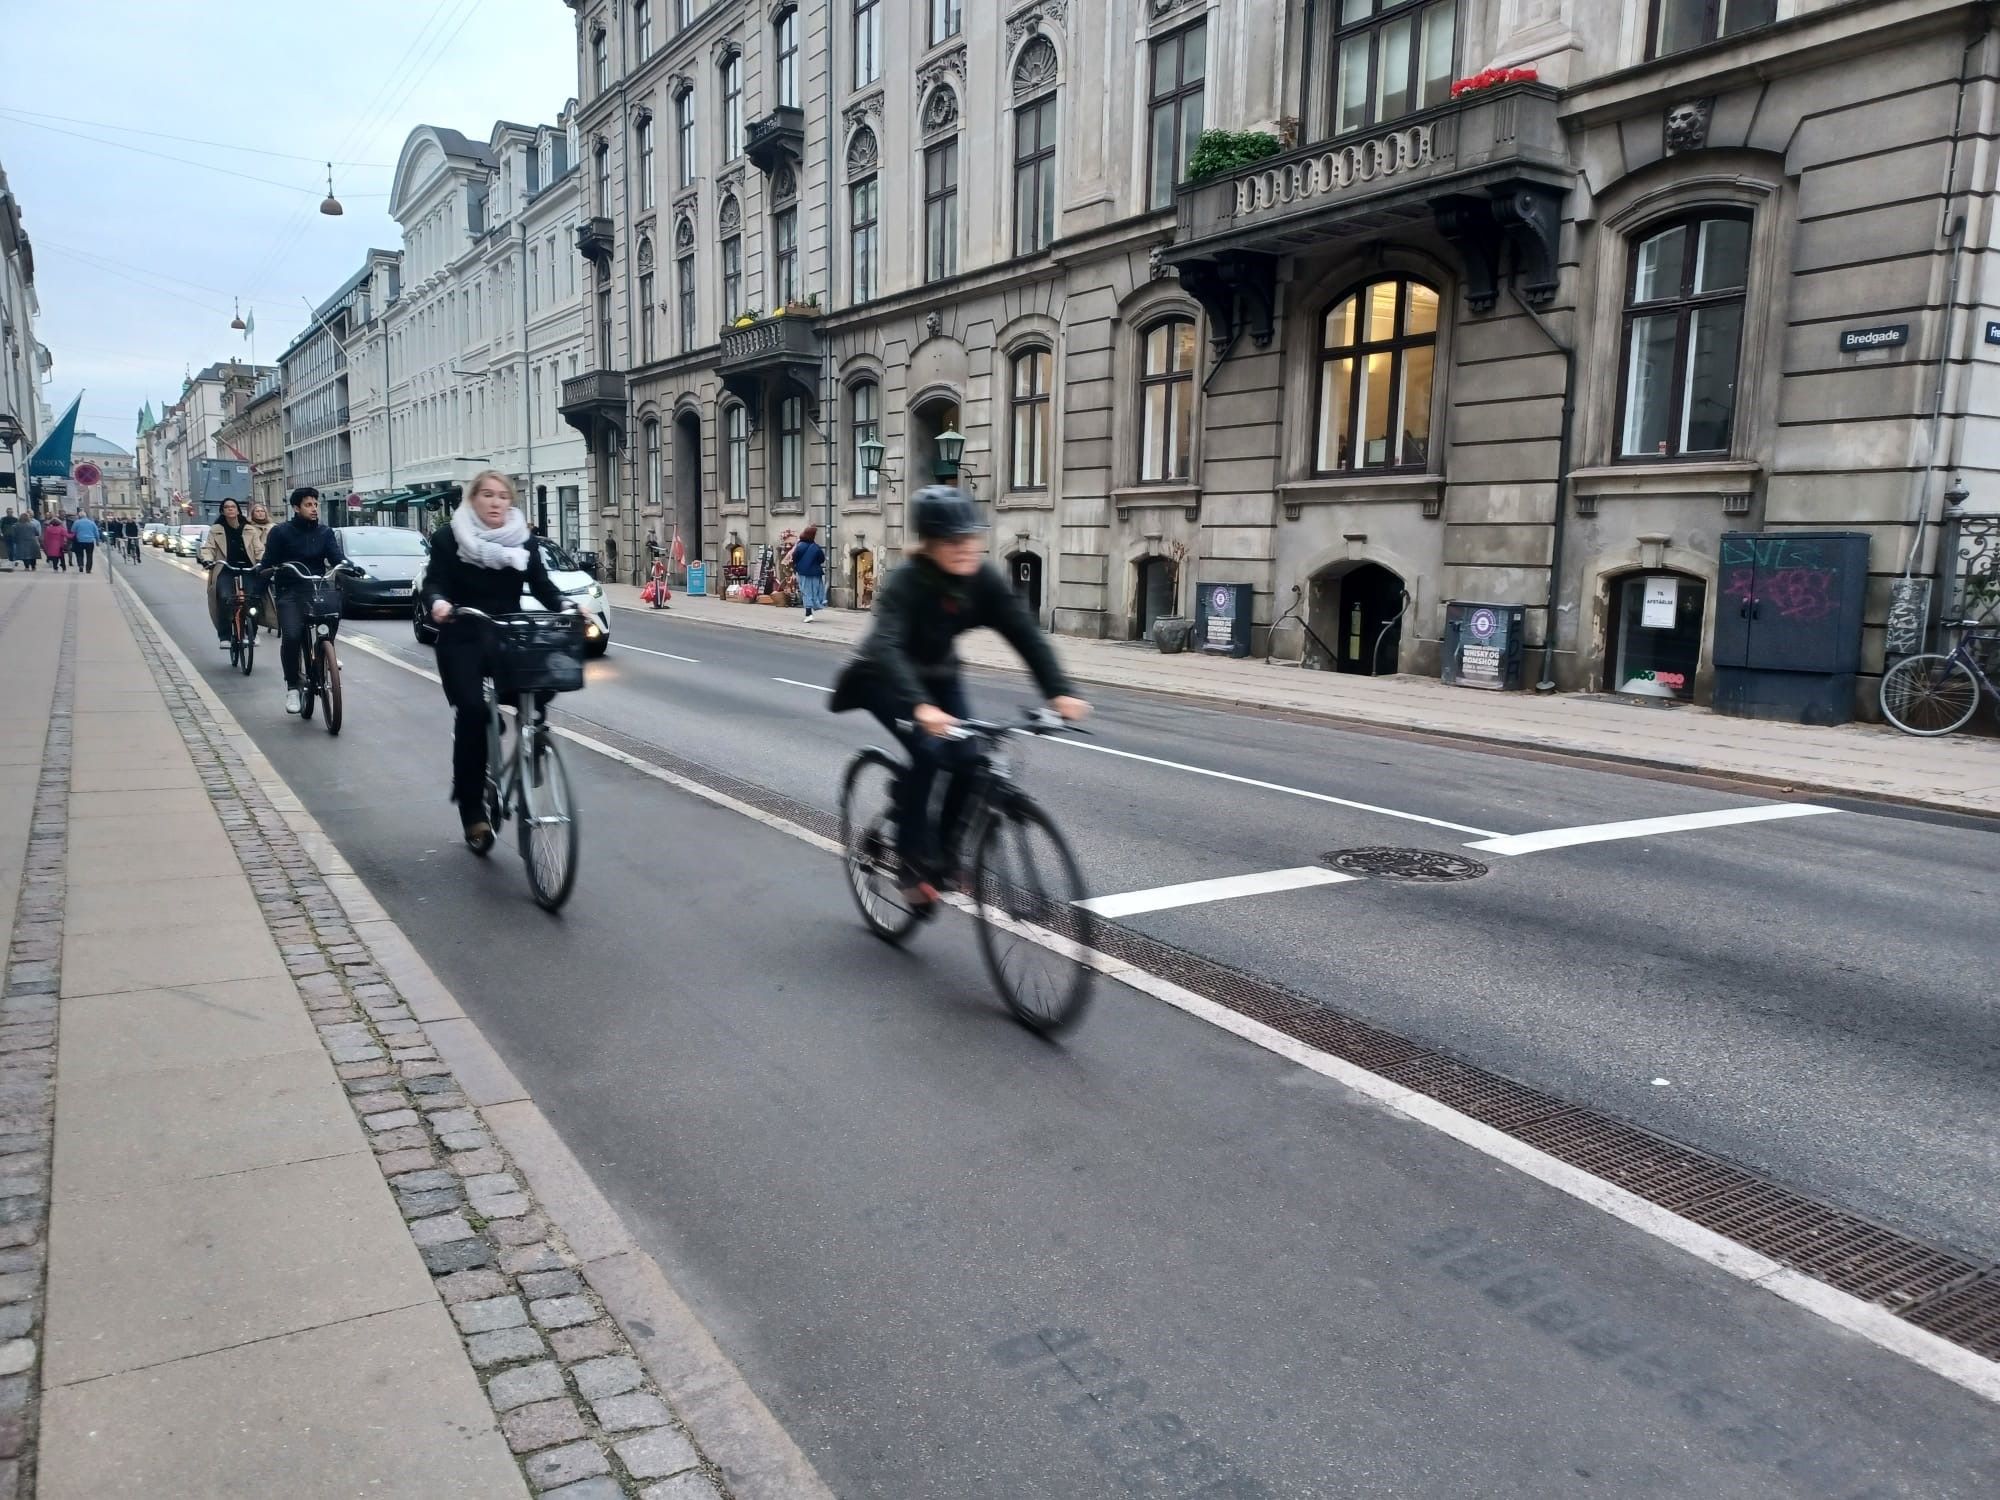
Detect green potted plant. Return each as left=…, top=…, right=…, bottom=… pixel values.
left=1186, top=129, right=1283, bottom=184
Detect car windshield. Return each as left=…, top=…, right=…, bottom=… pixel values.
left=540, top=540, right=581, bottom=572
left=341, top=527, right=428, bottom=559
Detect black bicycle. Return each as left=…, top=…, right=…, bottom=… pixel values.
left=274, top=561, right=360, bottom=734
left=123, top=528, right=142, bottom=564
left=452, top=606, right=586, bottom=912
left=215, top=562, right=260, bottom=676
left=839, top=708, right=1095, bottom=1035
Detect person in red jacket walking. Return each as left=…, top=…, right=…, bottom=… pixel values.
left=40, top=515, right=70, bottom=572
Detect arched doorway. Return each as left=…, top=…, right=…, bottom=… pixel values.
left=850, top=547, right=877, bottom=609
left=1605, top=569, right=1706, bottom=700
left=1306, top=562, right=1407, bottom=674
left=1134, top=555, right=1178, bottom=639
left=1008, top=550, right=1043, bottom=620
left=673, top=411, right=703, bottom=574
left=909, top=394, right=962, bottom=489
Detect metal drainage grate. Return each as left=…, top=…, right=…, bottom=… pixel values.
left=1325, top=847, right=1490, bottom=882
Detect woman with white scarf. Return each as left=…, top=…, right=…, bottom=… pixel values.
left=420, top=470, right=570, bottom=850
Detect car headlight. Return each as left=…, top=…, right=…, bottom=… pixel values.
left=587, top=584, right=603, bottom=599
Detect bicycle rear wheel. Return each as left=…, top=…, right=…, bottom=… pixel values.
left=839, top=750, right=922, bottom=944
left=518, top=726, right=579, bottom=911
left=970, top=797, right=1095, bottom=1035
left=1880, top=653, right=1978, bottom=736
left=319, top=640, right=342, bottom=735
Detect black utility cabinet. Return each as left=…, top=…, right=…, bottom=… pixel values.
left=1711, top=531, right=1869, bottom=725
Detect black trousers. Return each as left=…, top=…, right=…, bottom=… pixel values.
left=436, top=629, right=493, bottom=815
left=864, top=677, right=976, bottom=880
left=77, top=543, right=94, bottom=573
left=276, top=591, right=309, bottom=688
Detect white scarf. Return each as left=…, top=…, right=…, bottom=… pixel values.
left=451, top=500, right=531, bottom=572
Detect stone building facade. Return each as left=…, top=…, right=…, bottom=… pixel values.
left=346, top=118, right=595, bottom=545
left=140, top=361, right=273, bottom=520
left=0, top=158, right=52, bottom=505
left=564, top=0, right=2000, bottom=711
left=218, top=368, right=284, bottom=513
left=280, top=271, right=362, bottom=503
left=67, top=431, right=138, bottom=520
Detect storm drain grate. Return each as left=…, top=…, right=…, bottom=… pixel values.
left=1324, top=847, right=1489, bottom=882
left=571, top=725, right=2000, bottom=1369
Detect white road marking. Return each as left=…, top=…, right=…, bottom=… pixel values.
left=148, top=586, right=2000, bottom=1406
left=1466, top=802, right=1838, bottom=857
left=612, top=641, right=700, bottom=663
left=773, top=677, right=832, bottom=693
left=1076, top=866, right=1359, bottom=919
left=1049, top=738, right=1504, bottom=839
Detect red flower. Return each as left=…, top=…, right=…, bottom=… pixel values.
left=1450, top=65, right=1538, bottom=98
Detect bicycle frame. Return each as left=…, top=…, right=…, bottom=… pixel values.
left=1948, top=630, right=2000, bottom=699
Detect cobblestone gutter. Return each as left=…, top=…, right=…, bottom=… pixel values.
left=0, top=587, right=72, bottom=1499
left=116, top=589, right=727, bottom=1500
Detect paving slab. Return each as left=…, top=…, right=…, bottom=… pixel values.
left=63, top=873, right=258, bottom=935
left=66, top=787, right=214, bottom=820
left=54, top=975, right=323, bottom=1079
left=66, top=832, right=245, bottom=884
left=38, top=1303, right=527, bottom=1500
left=54, top=1046, right=360, bottom=1198
left=64, top=809, right=232, bottom=851
left=62, top=914, right=283, bottom=995
left=44, top=1147, right=433, bottom=1384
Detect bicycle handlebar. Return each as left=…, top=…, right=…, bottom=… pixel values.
left=271, top=560, right=361, bottom=580
left=897, top=706, right=1088, bottom=741
left=441, top=604, right=581, bottom=625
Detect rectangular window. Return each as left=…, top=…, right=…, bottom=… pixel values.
left=677, top=254, right=697, bottom=349
left=1139, top=320, right=1198, bottom=483
left=854, top=0, right=881, bottom=88
left=675, top=92, right=695, bottom=187
left=776, top=9, right=800, bottom=109
left=675, top=0, right=694, bottom=29
left=1328, top=0, right=1455, bottom=139
left=1618, top=214, right=1750, bottom=458
left=852, top=381, right=879, bottom=498
left=930, top=0, right=962, bottom=47
left=775, top=207, right=799, bottom=303
left=849, top=176, right=879, bottom=303
left=1147, top=22, right=1206, bottom=212
left=594, top=148, right=611, bottom=215
left=1009, top=348, right=1052, bottom=491
left=637, top=118, right=655, bottom=209
left=924, top=139, right=958, bottom=282
left=596, top=276, right=613, bottom=365
left=722, top=54, right=744, bottom=160
left=529, top=247, right=541, bottom=310
left=722, top=236, right=743, bottom=321
left=778, top=395, right=804, bottom=505
left=1014, top=96, right=1056, bottom=257
left=592, top=28, right=608, bottom=93
left=639, top=271, right=656, bottom=363
left=635, top=0, right=653, bottom=60
left=1651, top=0, right=1778, bottom=58
left=726, top=403, right=749, bottom=501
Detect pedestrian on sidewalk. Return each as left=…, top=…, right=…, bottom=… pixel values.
left=0, top=510, right=15, bottom=571
left=71, top=511, right=101, bottom=573
left=13, top=511, right=40, bottom=570
left=41, top=514, right=69, bottom=572
left=791, top=524, right=827, bottom=620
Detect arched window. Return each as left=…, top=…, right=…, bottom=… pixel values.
left=720, top=50, right=744, bottom=160
left=645, top=418, right=662, bottom=510
left=1314, top=277, right=1438, bottom=474
left=774, top=7, right=800, bottom=110
left=1618, top=210, right=1750, bottom=459
left=635, top=116, right=655, bottom=211
left=724, top=403, right=749, bottom=502
left=1009, top=346, right=1053, bottom=492
left=1012, top=39, right=1059, bottom=256
left=851, top=380, right=880, bottom=498
left=1139, top=317, right=1198, bottom=483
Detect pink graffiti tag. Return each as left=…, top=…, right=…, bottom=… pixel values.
left=1724, top=566, right=1838, bottom=622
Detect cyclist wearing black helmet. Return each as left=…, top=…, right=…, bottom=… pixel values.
left=831, top=485, right=1088, bottom=906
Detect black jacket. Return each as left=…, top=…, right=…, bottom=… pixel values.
left=831, top=557, right=1071, bottom=719
left=420, top=526, right=567, bottom=620
left=260, top=516, right=347, bottom=588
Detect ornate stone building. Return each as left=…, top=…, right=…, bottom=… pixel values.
left=565, top=0, right=2000, bottom=711
left=218, top=369, right=284, bottom=513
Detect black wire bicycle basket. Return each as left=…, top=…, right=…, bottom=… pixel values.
left=491, top=614, right=587, bottom=695
left=300, top=575, right=346, bottom=622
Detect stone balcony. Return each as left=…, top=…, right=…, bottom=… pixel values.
left=558, top=369, right=627, bottom=451
left=1165, top=86, right=1574, bottom=348
left=575, top=216, right=614, bottom=267
left=745, top=107, right=805, bottom=176
left=718, top=313, right=822, bottom=419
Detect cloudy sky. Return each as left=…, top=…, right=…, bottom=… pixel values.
left=3, top=0, right=579, bottom=450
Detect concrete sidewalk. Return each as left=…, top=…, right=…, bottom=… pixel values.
left=0, top=569, right=738, bottom=1498
left=609, top=582, right=2000, bottom=817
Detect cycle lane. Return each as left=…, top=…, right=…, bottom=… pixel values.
left=124, top=558, right=2000, bottom=1499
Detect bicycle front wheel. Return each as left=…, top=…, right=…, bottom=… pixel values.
left=237, top=618, right=255, bottom=676
left=839, top=750, right=922, bottom=944
left=518, top=728, right=579, bottom=911
left=319, top=641, right=343, bottom=735
left=971, top=798, right=1095, bottom=1036
left=1880, top=653, right=1979, bottom=736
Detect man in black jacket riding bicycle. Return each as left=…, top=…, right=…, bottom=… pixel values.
left=261, top=487, right=348, bottom=716
left=831, top=486, right=1087, bottom=908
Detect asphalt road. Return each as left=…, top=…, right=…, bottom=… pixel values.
left=122, top=554, right=2000, bottom=1498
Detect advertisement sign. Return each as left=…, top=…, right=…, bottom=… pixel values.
left=686, top=561, right=707, bottom=597
left=1641, top=576, right=1680, bottom=629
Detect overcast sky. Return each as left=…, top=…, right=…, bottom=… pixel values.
left=3, top=0, right=578, bottom=449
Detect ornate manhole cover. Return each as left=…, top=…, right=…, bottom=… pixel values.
left=1323, top=847, right=1489, bottom=882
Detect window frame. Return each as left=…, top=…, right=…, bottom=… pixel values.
left=677, top=249, right=697, bottom=350
left=851, top=379, right=881, bottom=499
left=645, top=418, right=663, bottom=510
left=724, top=402, right=749, bottom=503
left=1322, top=0, right=1457, bottom=141
left=636, top=116, right=655, bottom=210
left=638, top=267, right=656, bottom=363
left=1613, top=208, right=1752, bottom=462
left=924, top=138, right=959, bottom=283
left=777, top=394, right=805, bottom=507
left=854, top=0, right=882, bottom=89
left=634, top=0, right=653, bottom=61
left=930, top=0, right=962, bottom=48
left=1646, top=0, right=1779, bottom=60
left=1008, top=345, right=1053, bottom=493
left=1146, top=21, right=1206, bottom=212
left=774, top=206, right=799, bottom=304
left=591, top=27, right=608, bottom=94
left=1013, top=94, right=1057, bottom=258
left=1311, top=275, right=1441, bottom=476
left=721, top=52, right=744, bottom=160
left=1137, top=316, right=1199, bottom=484
left=674, top=89, right=696, bottom=189
left=675, top=0, right=694, bottom=30
left=775, top=8, right=800, bottom=109
left=593, top=142, right=611, bottom=215
left=722, top=234, right=743, bottom=322
left=849, top=175, right=879, bottom=304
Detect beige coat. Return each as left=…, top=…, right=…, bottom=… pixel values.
left=197, top=519, right=265, bottom=568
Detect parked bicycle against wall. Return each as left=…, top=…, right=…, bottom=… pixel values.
left=1879, top=622, right=2000, bottom=735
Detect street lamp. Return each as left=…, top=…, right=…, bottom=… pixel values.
left=858, top=435, right=897, bottom=483
left=319, top=163, right=344, bottom=217
left=229, top=299, right=246, bottom=332
left=934, top=426, right=965, bottom=476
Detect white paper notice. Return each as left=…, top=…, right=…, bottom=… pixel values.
left=1641, top=576, right=1679, bottom=629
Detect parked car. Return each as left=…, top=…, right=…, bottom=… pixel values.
left=528, top=539, right=612, bottom=657
left=337, top=526, right=430, bottom=616
left=174, top=525, right=208, bottom=557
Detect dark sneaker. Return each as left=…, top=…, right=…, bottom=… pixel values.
left=463, top=821, right=495, bottom=854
